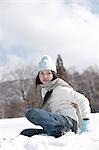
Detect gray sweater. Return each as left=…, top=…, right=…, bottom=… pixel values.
left=41, top=78, right=91, bottom=127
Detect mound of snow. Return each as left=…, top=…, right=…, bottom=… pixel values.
left=0, top=113, right=99, bottom=150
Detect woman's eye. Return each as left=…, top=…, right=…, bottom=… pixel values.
left=40, top=72, right=44, bottom=75
left=48, top=72, right=51, bottom=74
left=48, top=71, right=52, bottom=74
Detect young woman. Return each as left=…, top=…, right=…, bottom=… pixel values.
left=20, top=55, right=91, bottom=138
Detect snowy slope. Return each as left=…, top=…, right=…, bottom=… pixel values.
left=0, top=113, right=99, bottom=150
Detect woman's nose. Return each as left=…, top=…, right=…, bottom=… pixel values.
left=44, top=74, right=47, bottom=78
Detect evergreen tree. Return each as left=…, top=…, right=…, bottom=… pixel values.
left=56, top=54, right=66, bottom=81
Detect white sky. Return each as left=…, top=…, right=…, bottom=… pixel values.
left=0, top=0, right=99, bottom=72
left=0, top=113, right=99, bottom=150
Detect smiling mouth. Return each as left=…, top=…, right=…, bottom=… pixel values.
left=43, top=80, right=49, bottom=82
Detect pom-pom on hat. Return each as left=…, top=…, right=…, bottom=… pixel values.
left=37, top=55, right=57, bottom=73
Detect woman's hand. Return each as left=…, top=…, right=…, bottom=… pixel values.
left=80, top=119, right=90, bottom=133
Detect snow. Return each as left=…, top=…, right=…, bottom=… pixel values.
left=0, top=113, right=99, bottom=150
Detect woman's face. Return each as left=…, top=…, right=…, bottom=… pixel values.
left=39, top=70, right=53, bottom=85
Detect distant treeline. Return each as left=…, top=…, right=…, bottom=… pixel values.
left=0, top=54, right=99, bottom=118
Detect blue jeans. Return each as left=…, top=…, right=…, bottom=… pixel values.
left=25, top=108, right=75, bottom=137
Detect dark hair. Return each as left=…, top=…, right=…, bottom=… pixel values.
left=35, top=70, right=57, bottom=87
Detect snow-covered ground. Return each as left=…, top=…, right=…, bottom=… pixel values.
left=0, top=113, right=99, bottom=150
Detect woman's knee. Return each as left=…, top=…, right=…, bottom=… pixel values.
left=25, top=108, right=44, bottom=125
left=25, top=108, right=38, bottom=121
left=25, top=108, right=33, bottom=120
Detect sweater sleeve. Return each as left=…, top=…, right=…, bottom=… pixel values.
left=65, top=87, right=91, bottom=120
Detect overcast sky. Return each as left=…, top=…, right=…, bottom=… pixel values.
left=0, top=0, right=99, bottom=72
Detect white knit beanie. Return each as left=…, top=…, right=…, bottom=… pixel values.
left=37, top=55, right=57, bottom=73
